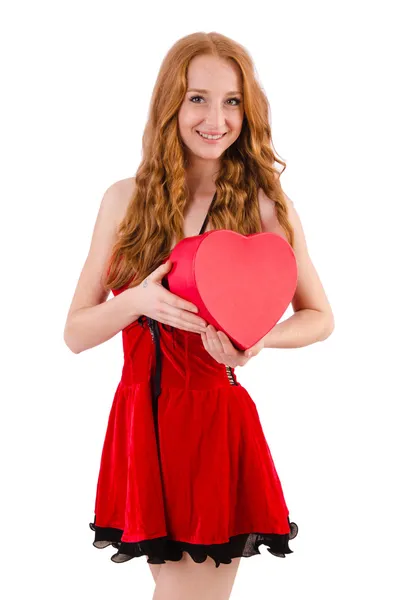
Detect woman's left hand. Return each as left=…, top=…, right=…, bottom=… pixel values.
left=200, top=324, right=264, bottom=367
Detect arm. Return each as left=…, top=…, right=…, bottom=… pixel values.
left=260, top=309, right=332, bottom=349
left=63, top=178, right=140, bottom=354
left=258, top=189, right=335, bottom=350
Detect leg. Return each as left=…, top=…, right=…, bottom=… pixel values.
left=152, top=552, right=241, bottom=600
left=148, top=562, right=163, bottom=583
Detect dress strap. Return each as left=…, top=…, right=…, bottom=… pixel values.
left=198, top=191, right=217, bottom=235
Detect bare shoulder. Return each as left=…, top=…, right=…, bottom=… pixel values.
left=257, top=187, right=291, bottom=240
left=64, top=177, right=136, bottom=327
left=257, top=187, right=334, bottom=326
left=105, top=176, right=136, bottom=227
left=258, top=186, right=301, bottom=241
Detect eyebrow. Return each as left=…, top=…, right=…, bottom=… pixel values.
left=187, top=88, right=243, bottom=95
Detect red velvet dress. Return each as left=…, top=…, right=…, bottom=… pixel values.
left=89, top=193, right=298, bottom=567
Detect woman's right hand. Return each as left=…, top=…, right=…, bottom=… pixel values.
left=130, top=260, right=208, bottom=334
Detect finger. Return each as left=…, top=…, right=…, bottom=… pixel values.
left=244, top=340, right=262, bottom=358
left=216, top=331, right=249, bottom=367
left=217, top=330, right=238, bottom=357
left=160, top=314, right=206, bottom=333
left=206, top=325, right=224, bottom=356
left=200, top=331, right=212, bottom=354
left=160, top=304, right=207, bottom=330
left=160, top=318, right=205, bottom=333
left=201, top=331, right=222, bottom=362
left=161, top=288, right=199, bottom=315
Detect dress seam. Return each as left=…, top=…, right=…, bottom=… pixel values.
left=118, top=380, right=241, bottom=391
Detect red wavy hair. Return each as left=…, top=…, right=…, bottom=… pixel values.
left=104, top=31, right=294, bottom=292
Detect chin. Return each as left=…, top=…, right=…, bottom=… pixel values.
left=192, top=147, right=225, bottom=159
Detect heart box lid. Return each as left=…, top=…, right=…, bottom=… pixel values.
left=163, top=229, right=298, bottom=351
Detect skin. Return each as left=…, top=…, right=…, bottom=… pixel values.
left=150, top=54, right=245, bottom=600
left=178, top=54, right=263, bottom=367
left=151, top=53, right=334, bottom=599
left=178, top=53, right=244, bottom=196
left=64, top=52, right=334, bottom=599
left=177, top=54, right=334, bottom=369
left=151, top=553, right=241, bottom=600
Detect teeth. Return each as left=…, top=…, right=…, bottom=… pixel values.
left=198, top=131, right=224, bottom=140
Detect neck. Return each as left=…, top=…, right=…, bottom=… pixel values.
left=184, top=156, right=221, bottom=197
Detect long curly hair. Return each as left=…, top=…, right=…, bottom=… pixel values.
left=104, top=31, right=295, bottom=292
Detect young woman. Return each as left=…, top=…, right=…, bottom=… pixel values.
left=64, top=32, right=334, bottom=600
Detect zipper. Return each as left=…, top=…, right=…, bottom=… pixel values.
left=148, top=321, right=156, bottom=342
left=225, top=365, right=237, bottom=385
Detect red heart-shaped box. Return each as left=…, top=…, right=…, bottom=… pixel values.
left=163, top=230, right=298, bottom=351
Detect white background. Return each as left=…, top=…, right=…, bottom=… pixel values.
left=1, top=1, right=396, bottom=598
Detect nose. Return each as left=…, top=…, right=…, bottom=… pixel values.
left=202, top=102, right=226, bottom=129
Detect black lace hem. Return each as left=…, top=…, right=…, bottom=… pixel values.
left=89, top=517, right=298, bottom=568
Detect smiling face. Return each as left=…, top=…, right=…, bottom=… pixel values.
left=178, top=54, right=244, bottom=163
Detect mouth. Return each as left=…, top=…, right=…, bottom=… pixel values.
left=196, top=130, right=228, bottom=141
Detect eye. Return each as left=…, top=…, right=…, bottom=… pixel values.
left=189, top=96, right=241, bottom=106
left=189, top=96, right=204, bottom=103
left=227, top=97, right=241, bottom=106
